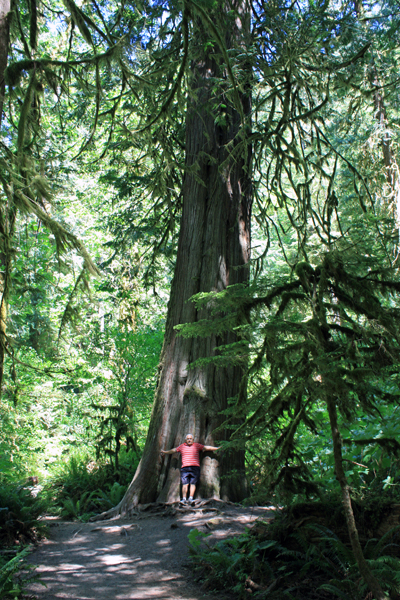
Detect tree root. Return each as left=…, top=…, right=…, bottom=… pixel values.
left=90, top=498, right=230, bottom=521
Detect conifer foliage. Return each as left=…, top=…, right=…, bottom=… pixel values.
left=1, top=0, right=400, bottom=596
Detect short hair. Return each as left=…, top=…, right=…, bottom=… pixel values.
left=185, top=433, right=194, bottom=439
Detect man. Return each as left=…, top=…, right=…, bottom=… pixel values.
left=160, top=434, right=220, bottom=505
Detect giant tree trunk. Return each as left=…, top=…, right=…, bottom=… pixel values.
left=114, top=9, right=252, bottom=513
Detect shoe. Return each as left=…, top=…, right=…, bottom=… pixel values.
left=180, top=498, right=187, bottom=505
left=188, top=496, right=194, bottom=505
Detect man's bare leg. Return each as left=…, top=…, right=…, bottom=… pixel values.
left=181, top=484, right=189, bottom=500
left=188, top=484, right=196, bottom=505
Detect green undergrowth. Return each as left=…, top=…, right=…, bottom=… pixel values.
left=0, top=547, right=43, bottom=599
left=0, top=482, right=48, bottom=547
left=0, top=450, right=139, bottom=597
left=0, top=449, right=138, bottom=542
left=42, top=449, right=139, bottom=521
left=0, top=546, right=45, bottom=600
left=189, top=490, right=400, bottom=600
left=0, top=483, right=47, bottom=600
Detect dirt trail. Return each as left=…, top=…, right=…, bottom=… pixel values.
left=27, top=502, right=273, bottom=600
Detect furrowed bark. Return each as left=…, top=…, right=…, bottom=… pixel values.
left=103, top=3, right=252, bottom=516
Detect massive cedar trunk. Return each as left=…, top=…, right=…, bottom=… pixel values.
left=115, top=7, right=252, bottom=512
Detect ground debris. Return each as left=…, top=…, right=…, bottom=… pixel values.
left=204, top=517, right=223, bottom=530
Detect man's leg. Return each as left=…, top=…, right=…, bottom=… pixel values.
left=182, top=483, right=189, bottom=499
left=188, top=467, right=200, bottom=504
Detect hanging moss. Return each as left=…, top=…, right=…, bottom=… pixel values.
left=5, top=60, right=36, bottom=88
left=62, top=0, right=93, bottom=46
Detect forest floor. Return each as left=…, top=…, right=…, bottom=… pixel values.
left=26, top=500, right=274, bottom=600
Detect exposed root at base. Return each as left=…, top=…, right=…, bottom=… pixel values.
left=90, top=508, right=122, bottom=522
left=90, top=498, right=233, bottom=521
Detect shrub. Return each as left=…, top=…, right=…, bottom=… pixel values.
left=0, top=482, right=48, bottom=546
left=0, top=547, right=42, bottom=599
left=189, top=493, right=400, bottom=600
left=43, top=449, right=138, bottom=520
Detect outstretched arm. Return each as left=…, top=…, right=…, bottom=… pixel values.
left=160, top=448, right=177, bottom=456
left=204, top=445, right=220, bottom=452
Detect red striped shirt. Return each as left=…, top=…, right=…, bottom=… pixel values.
left=176, top=443, right=205, bottom=467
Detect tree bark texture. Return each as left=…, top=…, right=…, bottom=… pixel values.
left=354, top=0, right=400, bottom=235
left=0, top=0, right=10, bottom=128
left=0, top=0, right=11, bottom=396
left=326, top=394, right=388, bottom=600
left=116, top=9, right=252, bottom=512
left=370, top=68, right=400, bottom=234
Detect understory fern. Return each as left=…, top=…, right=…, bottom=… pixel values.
left=0, top=547, right=41, bottom=599
left=188, top=520, right=400, bottom=600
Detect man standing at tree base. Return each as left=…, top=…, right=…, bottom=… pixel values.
left=161, top=434, right=220, bottom=505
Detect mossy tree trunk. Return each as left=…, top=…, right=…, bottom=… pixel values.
left=309, top=264, right=388, bottom=599
left=370, top=68, right=400, bottom=233
left=326, top=394, right=388, bottom=600
left=0, top=0, right=11, bottom=396
left=111, top=7, right=252, bottom=513
left=354, top=0, right=400, bottom=234
left=0, top=0, right=10, bottom=127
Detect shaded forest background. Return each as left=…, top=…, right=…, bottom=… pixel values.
left=2, top=0, right=400, bottom=597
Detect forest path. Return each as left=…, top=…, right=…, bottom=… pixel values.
left=27, top=502, right=273, bottom=600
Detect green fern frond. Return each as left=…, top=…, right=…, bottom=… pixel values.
left=319, top=581, right=357, bottom=600
left=365, top=525, right=400, bottom=559
left=0, top=547, right=32, bottom=596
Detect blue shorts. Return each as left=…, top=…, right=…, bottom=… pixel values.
left=180, top=466, right=200, bottom=486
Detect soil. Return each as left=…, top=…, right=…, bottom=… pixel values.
left=26, top=501, right=274, bottom=600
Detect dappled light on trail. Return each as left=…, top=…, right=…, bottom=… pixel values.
left=27, top=505, right=273, bottom=600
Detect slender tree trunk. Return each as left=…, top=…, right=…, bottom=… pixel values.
left=0, top=0, right=11, bottom=396
left=370, top=69, right=400, bottom=233
left=0, top=0, right=10, bottom=128
left=0, top=220, right=11, bottom=395
left=107, top=6, right=252, bottom=514
left=326, top=394, right=388, bottom=600
left=354, top=0, right=400, bottom=235
left=310, top=260, right=387, bottom=598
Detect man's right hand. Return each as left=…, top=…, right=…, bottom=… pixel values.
left=160, top=447, right=176, bottom=456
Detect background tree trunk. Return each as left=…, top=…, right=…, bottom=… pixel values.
left=113, top=8, right=252, bottom=513
left=0, top=0, right=10, bottom=127
left=369, top=67, right=400, bottom=234
left=0, top=0, right=11, bottom=397
left=354, top=0, right=400, bottom=235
